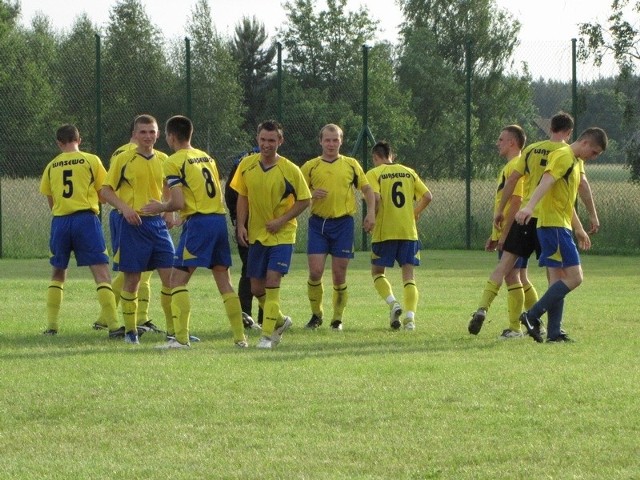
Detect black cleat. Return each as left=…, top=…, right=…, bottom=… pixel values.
left=305, top=314, right=323, bottom=329
left=468, top=309, right=486, bottom=335
left=520, top=311, right=543, bottom=343
left=108, top=326, right=126, bottom=339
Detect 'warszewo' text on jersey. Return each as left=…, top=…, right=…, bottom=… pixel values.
left=366, top=163, right=429, bottom=243
left=165, top=148, right=225, bottom=218
left=40, top=151, right=107, bottom=216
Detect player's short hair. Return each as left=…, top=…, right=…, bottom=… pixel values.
left=257, top=119, right=284, bottom=139
left=550, top=111, right=574, bottom=133
left=372, top=140, right=393, bottom=160
left=56, top=124, right=80, bottom=144
left=503, top=125, right=526, bottom=149
left=133, top=114, right=158, bottom=129
left=165, top=115, right=193, bottom=142
left=319, top=123, right=343, bottom=141
left=578, top=127, right=608, bottom=151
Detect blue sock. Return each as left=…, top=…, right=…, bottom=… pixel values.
left=546, top=297, right=565, bottom=339
left=529, top=280, right=571, bottom=320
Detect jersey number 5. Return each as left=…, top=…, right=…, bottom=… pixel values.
left=62, top=169, right=73, bottom=198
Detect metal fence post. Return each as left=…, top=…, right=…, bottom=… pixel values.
left=277, top=42, right=282, bottom=122
left=186, top=37, right=192, bottom=118
left=571, top=38, right=578, bottom=140
left=465, top=40, right=472, bottom=250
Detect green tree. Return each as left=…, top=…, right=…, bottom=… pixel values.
left=184, top=0, right=248, bottom=162
left=55, top=14, right=99, bottom=151
left=276, top=0, right=417, bottom=165
left=102, top=0, right=178, bottom=156
left=397, top=0, right=534, bottom=178
left=281, top=0, right=377, bottom=89
left=0, top=4, right=60, bottom=176
left=229, top=15, right=276, bottom=133
left=579, top=1, right=640, bottom=180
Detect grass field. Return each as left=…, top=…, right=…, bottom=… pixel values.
left=0, top=251, right=638, bottom=479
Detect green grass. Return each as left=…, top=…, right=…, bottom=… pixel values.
left=0, top=251, right=638, bottom=479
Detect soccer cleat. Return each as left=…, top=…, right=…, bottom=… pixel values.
left=404, top=321, right=416, bottom=331
left=155, top=338, right=190, bottom=349
left=520, top=312, right=543, bottom=343
left=92, top=321, right=108, bottom=331
left=305, top=313, right=323, bottom=329
left=124, top=330, right=139, bottom=344
left=498, top=328, right=524, bottom=340
left=108, top=326, right=126, bottom=339
left=330, top=320, right=343, bottom=331
left=43, top=329, right=58, bottom=336
left=242, top=312, right=261, bottom=330
left=137, top=320, right=164, bottom=334
left=166, top=334, right=201, bottom=342
left=256, top=336, right=273, bottom=349
left=390, top=303, right=402, bottom=330
left=235, top=340, right=249, bottom=348
left=546, top=333, right=575, bottom=343
left=468, top=309, right=486, bottom=335
left=271, top=316, right=293, bottom=346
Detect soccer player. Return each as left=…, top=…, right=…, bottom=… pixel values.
left=141, top=115, right=248, bottom=348
left=468, top=112, right=591, bottom=336
left=39, top=124, right=124, bottom=338
left=366, top=140, right=432, bottom=330
left=224, top=146, right=263, bottom=330
left=468, top=125, right=530, bottom=339
left=230, top=120, right=311, bottom=349
left=93, top=126, right=160, bottom=334
left=100, top=114, right=175, bottom=344
left=515, top=127, right=608, bottom=342
left=300, top=124, right=375, bottom=331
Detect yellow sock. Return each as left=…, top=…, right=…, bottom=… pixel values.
left=137, top=271, right=153, bottom=323
left=332, top=283, right=347, bottom=321
left=507, top=282, right=524, bottom=331
left=96, top=282, right=119, bottom=331
left=120, top=293, right=138, bottom=333
left=373, top=274, right=395, bottom=304
left=263, top=287, right=281, bottom=336
left=308, top=279, right=324, bottom=317
left=46, top=281, right=64, bottom=331
left=112, top=272, right=124, bottom=307
left=256, top=293, right=266, bottom=312
left=523, top=283, right=539, bottom=310
left=171, top=287, right=190, bottom=344
left=403, top=280, right=418, bottom=319
left=161, top=286, right=174, bottom=334
left=222, top=292, right=246, bottom=343
left=479, top=280, right=501, bottom=311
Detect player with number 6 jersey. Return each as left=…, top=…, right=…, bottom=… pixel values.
left=366, top=141, right=432, bottom=331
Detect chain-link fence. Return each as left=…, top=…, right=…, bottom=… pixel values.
left=1, top=34, right=638, bottom=258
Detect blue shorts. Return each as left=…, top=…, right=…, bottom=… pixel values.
left=537, top=227, right=580, bottom=268
left=115, top=215, right=174, bottom=272
left=307, top=214, right=354, bottom=258
left=174, top=214, right=232, bottom=269
left=371, top=240, right=421, bottom=268
left=109, top=209, right=121, bottom=267
left=247, top=242, right=293, bottom=278
left=49, top=211, right=109, bottom=269
left=498, top=250, right=528, bottom=269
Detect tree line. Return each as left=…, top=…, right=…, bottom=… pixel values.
left=1, top=0, right=638, bottom=180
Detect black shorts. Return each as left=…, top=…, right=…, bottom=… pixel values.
left=502, top=217, right=540, bottom=259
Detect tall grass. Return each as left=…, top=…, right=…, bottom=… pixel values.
left=0, top=251, right=638, bottom=479
left=2, top=164, right=639, bottom=258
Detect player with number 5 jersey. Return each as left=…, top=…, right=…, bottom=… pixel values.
left=366, top=141, right=432, bottom=331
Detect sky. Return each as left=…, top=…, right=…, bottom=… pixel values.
left=17, top=0, right=616, bottom=79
